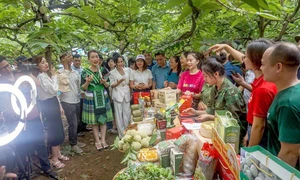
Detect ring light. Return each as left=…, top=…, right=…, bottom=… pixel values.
left=11, top=75, right=37, bottom=116
left=0, top=84, right=27, bottom=146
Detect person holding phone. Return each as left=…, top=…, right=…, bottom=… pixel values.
left=109, top=55, right=131, bottom=138
left=183, top=58, right=247, bottom=143
left=210, top=39, right=277, bottom=148
left=81, top=50, right=113, bottom=151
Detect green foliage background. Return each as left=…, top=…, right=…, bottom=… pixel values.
left=0, top=0, right=300, bottom=64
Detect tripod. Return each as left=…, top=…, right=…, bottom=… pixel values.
left=20, top=151, right=58, bottom=180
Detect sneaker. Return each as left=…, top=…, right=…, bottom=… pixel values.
left=72, top=145, right=83, bottom=154
left=77, top=141, right=86, bottom=148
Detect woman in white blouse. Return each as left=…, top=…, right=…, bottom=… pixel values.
left=33, top=56, right=66, bottom=169
left=109, top=55, right=131, bottom=138
left=130, top=54, right=153, bottom=92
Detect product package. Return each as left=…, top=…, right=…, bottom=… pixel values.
left=214, top=110, right=240, bottom=153
left=240, top=146, right=300, bottom=180
left=194, top=143, right=218, bottom=180
left=174, top=134, right=199, bottom=176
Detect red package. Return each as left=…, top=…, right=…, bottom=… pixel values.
left=180, top=118, right=195, bottom=124
left=179, top=95, right=193, bottom=113
left=166, top=126, right=187, bottom=140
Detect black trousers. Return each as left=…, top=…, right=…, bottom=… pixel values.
left=77, top=99, right=87, bottom=133
left=61, top=102, right=80, bottom=146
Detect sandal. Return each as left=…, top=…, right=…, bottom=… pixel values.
left=51, top=160, right=65, bottom=169
left=102, top=142, right=109, bottom=149
left=95, top=142, right=103, bottom=151
left=58, top=155, right=69, bottom=161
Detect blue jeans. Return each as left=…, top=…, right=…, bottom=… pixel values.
left=247, top=123, right=268, bottom=149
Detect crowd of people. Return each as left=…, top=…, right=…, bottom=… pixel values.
left=0, top=38, right=299, bottom=179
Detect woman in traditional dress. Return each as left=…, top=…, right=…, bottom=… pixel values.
left=80, top=50, right=113, bottom=150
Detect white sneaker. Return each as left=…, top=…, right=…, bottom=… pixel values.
left=77, top=141, right=86, bottom=148
left=72, top=145, right=83, bottom=154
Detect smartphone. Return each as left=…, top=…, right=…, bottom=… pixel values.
left=231, top=70, right=238, bottom=76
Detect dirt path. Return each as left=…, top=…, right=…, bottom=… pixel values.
left=36, top=131, right=125, bottom=180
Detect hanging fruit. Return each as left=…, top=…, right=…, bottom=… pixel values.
left=39, top=6, right=48, bottom=15
left=23, top=1, right=31, bottom=9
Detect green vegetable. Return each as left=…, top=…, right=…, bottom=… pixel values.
left=115, top=163, right=173, bottom=180
left=141, top=138, right=149, bottom=148
left=133, top=135, right=142, bottom=142
left=132, top=142, right=142, bottom=151
left=123, top=143, right=130, bottom=151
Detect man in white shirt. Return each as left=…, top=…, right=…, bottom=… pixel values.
left=59, top=52, right=86, bottom=154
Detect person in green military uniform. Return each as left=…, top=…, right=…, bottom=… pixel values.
left=261, top=42, right=300, bottom=170
left=81, top=50, right=113, bottom=151
left=184, top=57, right=247, bottom=138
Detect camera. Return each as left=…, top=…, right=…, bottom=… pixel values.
left=13, top=56, right=37, bottom=75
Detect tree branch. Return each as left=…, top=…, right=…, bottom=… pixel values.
left=0, top=17, right=37, bottom=31
left=98, top=0, right=117, bottom=9
left=51, top=12, right=126, bottom=33
left=275, top=0, right=300, bottom=41
left=173, top=0, right=198, bottom=42
left=216, top=0, right=244, bottom=13
left=48, top=4, right=79, bottom=10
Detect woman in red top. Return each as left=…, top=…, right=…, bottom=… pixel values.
left=177, top=52, right=205, bottom=108
left=210, top=39, right=277, bottom=148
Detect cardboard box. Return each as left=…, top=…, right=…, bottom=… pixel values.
left=170, top=148, right=183, bottom=176
left=158, top=129, right=166, bottom=141
left=150, top=89, right=159, bottom=100
left=214, top=110, right=240, bottom=153
left=159, top=152, right=170, bottom=168
left=153, top=100, right=166, bottom=109
left=156, top=120, right=167, bottom=130
left=166, top=126, right=186, bottom=140
left=158, top=89, right=177, bottom=104
left=212, top=128, right=239, bottom=180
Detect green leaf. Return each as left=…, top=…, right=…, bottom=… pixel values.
left=200, top=2, right=221, bottom=10
left=256, top=12, right=282, bottom=21
left=257, top=0, right=269, bottom=10
left=241, top=0, right=260, bottom=11
left=231, top=16, right=246, bottom=28
left=177, top=4, right=192, bottom=22
left=27, top=41, right=49, bottom=49
left=80, top=174, right=89, bottom=179
left=149, top=133, right=158, bottom=146
left=194, top=0, right=209, bottom=8
left=166, top=0, right=186, bottom=9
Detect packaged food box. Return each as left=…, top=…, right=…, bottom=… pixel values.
left=179, top=95, right=193, bottom=113
left=159, top=152, right=170, bottom=168
left=150, top=89, right=159, bottom=100
left=170, top=148, right=183, bottom=176
left=166, top=126, right=186, bottom=140
left=214, top=110, right=240, bottom=153
left=158, top=89, right=177, bottom=104
left=156, top=119, right=167, bottom=130
left=153, top=100, right=167, bottom=109
left=158, top=129, right=166, bottom=141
